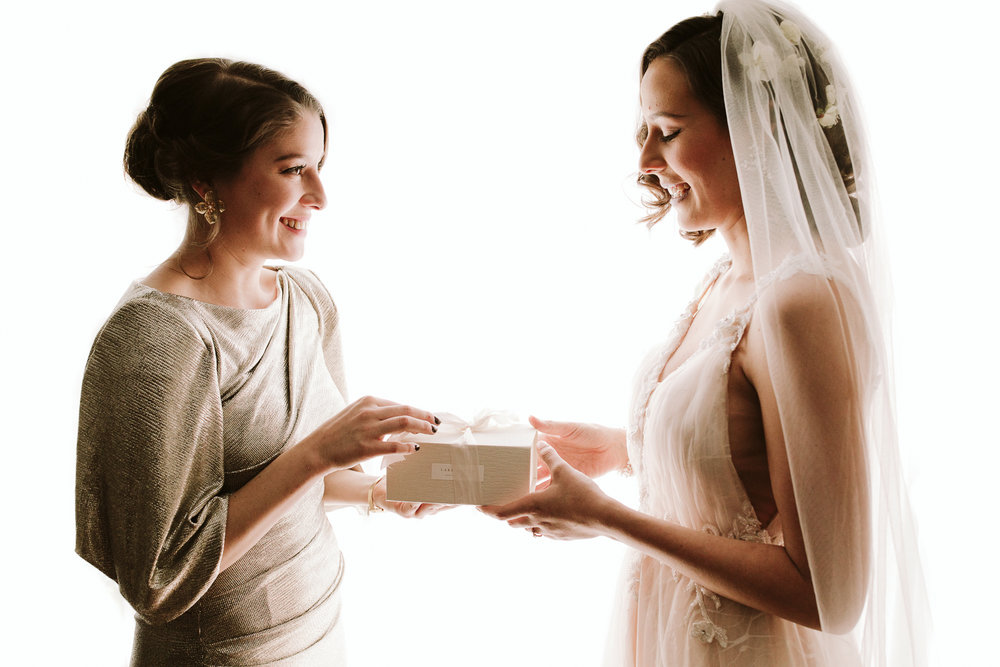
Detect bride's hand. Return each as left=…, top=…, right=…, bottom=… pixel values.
left=372, top=477, right=455, bottom=518
left=529, top=416, right=627, bottom=480
left=306, top=396, right=439, bottom=472
left=480, top=442, right=615, bottom=541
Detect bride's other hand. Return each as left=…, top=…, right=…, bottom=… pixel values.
left=480, top=443, right=615, bottom=541
left=529, top=416, right=627, bottom=479
left=372, top=477, right=456, bottom=518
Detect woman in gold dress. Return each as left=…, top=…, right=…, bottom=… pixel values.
left=76, top=58, right=438, bottom=665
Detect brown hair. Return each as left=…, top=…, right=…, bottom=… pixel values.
left=637, top=11, right=860, bottom=243
left=124, top=58, right=326, bottom=248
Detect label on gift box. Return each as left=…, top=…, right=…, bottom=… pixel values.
left=431, top=463, right=485, bottom=482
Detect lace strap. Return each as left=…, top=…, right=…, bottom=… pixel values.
left=755, top=253, right=839, bottom=294
left=704, top=254, right=842, bottom=371
left=701, top=255, right=734, bottom=300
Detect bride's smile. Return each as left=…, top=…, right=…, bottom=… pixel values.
left=638, top=57, right=743, bottom=236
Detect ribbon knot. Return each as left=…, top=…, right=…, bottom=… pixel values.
left=435, top=410, right=521, bottom=443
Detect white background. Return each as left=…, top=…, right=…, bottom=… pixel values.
left=1, top=1, right=996, bottom=665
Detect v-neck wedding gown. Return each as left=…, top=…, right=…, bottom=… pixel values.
left=604, top=256, right=860, bottom=666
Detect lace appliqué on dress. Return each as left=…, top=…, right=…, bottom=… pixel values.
left=685, top=501, right=775, bottom=647
left=623, top=549, right=643, bottom=602
left=699, top=307, right=754, bottom=374
left=686, top=580, right=730, bottom=647
left=723, top=500, right=776, bottom=545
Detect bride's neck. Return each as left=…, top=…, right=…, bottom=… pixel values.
left=718, top=216, right=753, bottom=280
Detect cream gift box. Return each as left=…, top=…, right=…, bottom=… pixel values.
left=384, top=412, right=537, bottom=505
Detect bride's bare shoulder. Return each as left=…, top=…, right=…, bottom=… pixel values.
left=757, top=269, right=863, bottom=332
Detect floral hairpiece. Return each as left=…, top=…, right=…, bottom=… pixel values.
left=738, top=18, right=805, bottom=82
left=816, top=84, right=840, bottom=128
left=738, top=19, right=842, bottom=129
left=779, top=20, right=802, bottom=45
left=739, top=41, right=803, bottom=82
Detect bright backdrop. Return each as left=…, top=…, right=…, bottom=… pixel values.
left=1, top=1, right=996, bottom=665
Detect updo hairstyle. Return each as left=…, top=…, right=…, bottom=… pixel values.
left=124, top=58, right=326, bottom=247
left=636, top=11, right=859, bottom=244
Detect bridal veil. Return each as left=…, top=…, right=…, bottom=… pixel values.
left=717, top=0, right=930, bottom=663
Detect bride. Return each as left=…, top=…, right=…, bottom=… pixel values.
left=482, top=1, right=928, bottom=665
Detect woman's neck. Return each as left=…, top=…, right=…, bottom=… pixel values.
left=717, top=215, right=753, bottom=280
left=150, top=240, right=277, bottom=310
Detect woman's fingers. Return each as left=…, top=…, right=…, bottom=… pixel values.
left=315, top=398, right=439, bottom=470
left=374, top=413, right=438, bottom=437
left=386, top=502, right=455, bottom=519
left=480, top=496, right=533, bottom=521
left=384, top=500, right=416, bottom=517
left=535, top=441, right=564, bottom=472
left=370, top=404, right=439, bottom=428
left=534, top=462, right=552, bottom=488
left=353, top=395, right=400, bottom=409
left=529, top=415, right=576, bottom=436
left=348, top=400, right=438, bottom=437
left=396, top=502, right=419, bottom=518
left=413, top=503, right=452, bottom=518
left=381, top=499, right=454, bottom=519
left=527, top=415, right=546, bottom=429
left=411, top=504, right=434, bottom=518
left=367, top=440, right=419, bottom=458
left=506, top=516, right=535, bottom=529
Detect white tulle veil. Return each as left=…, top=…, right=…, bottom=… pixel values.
left=716, top=0, right=929, bottom=663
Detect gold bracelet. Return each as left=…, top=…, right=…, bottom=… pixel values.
left=367, top=475, right=385, bottom=515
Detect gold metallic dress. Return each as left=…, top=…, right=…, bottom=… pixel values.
left=76, top=267, right=349, bottom=666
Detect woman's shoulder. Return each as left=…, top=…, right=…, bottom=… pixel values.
left=80, top=286, right=220, bottom=410
left=755, top=255, right=860, bottom=314
left=91, top=283, right=213, bottom=359
left=279, top=265, right=339, bottom=322
left=749, top=256, right=873, bottom=371
left=280, top=265, right=332, bottom=298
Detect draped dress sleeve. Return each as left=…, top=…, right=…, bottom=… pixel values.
left=75, top=296, right=228, bottom=625
left=286, top=268, right=348, bottom=403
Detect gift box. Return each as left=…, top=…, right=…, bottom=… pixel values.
left=384, top=411, right=537, bottom=505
